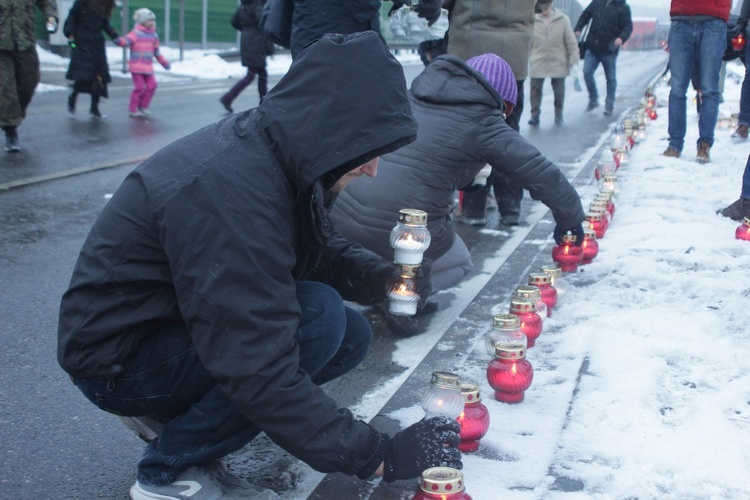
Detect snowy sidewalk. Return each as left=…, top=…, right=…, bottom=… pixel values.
left=311, top=61, right=750, bottom=499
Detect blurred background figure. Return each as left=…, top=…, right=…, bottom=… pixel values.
left=220, top=0, right=274, bottom=113
left=528, top=0, right=579, bottom=126
left=574, top=0, right=632, bottom=116
left=1, top=0, right=59, bottom=152
left=64, top=0, right=119, bottom=118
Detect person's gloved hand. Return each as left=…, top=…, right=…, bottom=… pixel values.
left=388, top=0, right=412, bottom=16
left=415, top=257, right=433, bottom=306
left=553, top=223, right=585, bottom=246
left=366, top=260, right=401, bottom=303
left=382, top=416, right=462, bottom=482
left=730, top=20, right=748, bottom=39
left=413, top=0, right=443, bottom=26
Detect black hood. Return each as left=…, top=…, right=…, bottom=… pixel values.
left=255, top=32, right=418, bottom=193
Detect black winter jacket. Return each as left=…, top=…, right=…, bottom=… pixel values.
left=331, top=55, right=585, bottom=264
left=232, top=0, right=273, bottom=68
left=291, top=0, right=382, bottom=58
left=575, top=0, right=633, bottom=55
left=58, top=32, right=417, bottom=479
left=63, top=0, right=117, bottom=85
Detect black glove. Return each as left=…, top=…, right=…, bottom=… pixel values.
left=414, top=257, right=433, bottom=307
left=413, top=0, right=443, bottom=26
left=553, top=223, right=585, bottom=246
left=366, top=260, right=401, bottom=303
left=388, top=0, right=412, bottom=16
left=731, top=21, right=748, bottom=39
left=382, top=416, right=462, bottom=483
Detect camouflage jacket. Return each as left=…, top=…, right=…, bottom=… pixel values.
left=0, top=0, right=59, bottom=51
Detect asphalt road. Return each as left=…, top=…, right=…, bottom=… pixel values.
left=0, top=49, right=668, bottom=499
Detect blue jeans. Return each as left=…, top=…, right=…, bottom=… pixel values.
left=75, top=281, right=372, bottom=485
left=743, top=154, right=750, bottom=200
left=583, top=50, right=618, bottom=110
left=667, top=18, right=727, bottom=151
left=739, top=41, right=750, bottom=127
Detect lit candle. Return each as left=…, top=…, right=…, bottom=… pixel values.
left=528, top=273, right=557, bottom=317
left=585, top=211, right=607, bottom=240
left=552, top=233, right=583, bottom=272
left=595, top=192, right=616, bottom=219
left=485, top=313, right=526, bottom=357
left=390, top=208, right=431, bottom=265
left=588, top=206, right=610, bottom=234
left=513, top=286, right=547, bottom=323
left=540, top=263, right=568, bottom=299
left=509, top=298, right=542, bottom=347
left=581, top=227, right=599, bottom=264
left=487, top=342, right=533, bottom=404
left=412, top=467, right=472, bottom=500
left=590, top=201, right=612, bottom=222
left=388, top=264, right=420, bottom=316
left=421, top=371, right=464, bottom=419
left=736, top=217, right=750, bottom=241
left=456, top=383, right=490, bottom=453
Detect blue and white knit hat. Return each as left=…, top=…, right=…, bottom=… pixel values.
left=466, top=53, right=518, bottom=105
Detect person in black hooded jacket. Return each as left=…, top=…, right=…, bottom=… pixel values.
left=57, top=32, right=460, bottom=500
left=574, top=0, right=632, bottom=115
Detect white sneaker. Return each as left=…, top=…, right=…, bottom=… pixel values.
left=139, top=108, right=151, bottom=116
left=129, top=111, right=144, bottom=118
left=129, top=461, right=279, bottom=500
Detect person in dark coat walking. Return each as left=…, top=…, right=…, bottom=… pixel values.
left=63, top=0, right=119, bottom=118
left=57, top=32, right=460, bottom=500
left=220, top=0, right=274, bottom=113
left=331, top=53, right=584, bottom=311
left=574, top=0, right=632, bottom=115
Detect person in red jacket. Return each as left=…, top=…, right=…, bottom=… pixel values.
left=662, top=0, right=730, bottom=163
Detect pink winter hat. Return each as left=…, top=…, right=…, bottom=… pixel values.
left=466, top=53, right=518, bottom=105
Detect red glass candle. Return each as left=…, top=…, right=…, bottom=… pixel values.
left=487, top=343, right=533, bottom=404
left=732, top=33, right=747, bottom=51
left=513, top=286, right=547, bottom=322
left=528, top=273, right=557, bottom=316
left=588, top=207, right=610, bottom=233
left=647, top=108, right=658, bottom=120
left=552, top=233, right=583, bottom=272
left=595, top=193, right=616, bottom=219
left=413, top=467, right=472, bottom=500
left=509, top=298, right=542, bottom=347
left=581, top=228, right=599, bottom=264
left=736, top=217, right=750, bottom=241
left=585, top=212, right=607, bottom=240
left=457, top=383, right=490, bottom=453
left=590, top=201, right=612, bottom=222
left=540, top=264, right=568, bottom=300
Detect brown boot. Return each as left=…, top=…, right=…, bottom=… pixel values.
left=662, top=146, right=680, bottom=158
left=696, top=140, right=711, bottom=164
left=718, top=198, right=750, bottom=222
left=733, top=124, right=748, bottom=139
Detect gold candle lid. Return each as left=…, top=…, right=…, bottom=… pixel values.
left=430, top=371, right=461, bottom=390
left=585, top=211, right=603, bottom=222
left=514, top=285, right=541, bottom=300
left=561, top=233, right=578, bottom=244
left=492, top=313, right=520, bottom=330
left=743, top=216, right=750, bottom=226
left=510, top=298, right=536, bottom=314
left=420, top=467, right=466, bottom=495
left=494, top=342, right=526, bottom=359
left=460, top=382, right=482, bottom=403
left=584, top=227, right=597, bottom=239
left=540, top=264, right=562, bottom=278
left=398, top=208, right=428, bottom=226
left=528, top=273, right=551, bottom=287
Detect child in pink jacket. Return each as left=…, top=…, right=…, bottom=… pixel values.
left=116, top=8, right=170, bottom=117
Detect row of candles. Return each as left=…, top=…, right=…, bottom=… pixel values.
left=406, top=90, right=660, bottom=499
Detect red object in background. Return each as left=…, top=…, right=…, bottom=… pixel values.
left=647, top=108, right=658, bottom=120
left=457, top=383, right=490, bottom=453
left=732, top=33, right=746, bottom=52
left=509, top=298, right=543, bottom=347
left=413, top=468, right=473, bottom=500
left=736, top=217, right=750, bottom=241
left=581, top=228, right=599, bottom=264
left=595, top=193, right=616, bottom=219
left=552, top=233, right=583, bottom=272
left=487, top=344, right=534, bottom=404
left=528, top=273, right=557, bottom=316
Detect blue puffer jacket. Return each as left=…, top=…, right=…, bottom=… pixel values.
left=575, top=0, right=633, bottom=55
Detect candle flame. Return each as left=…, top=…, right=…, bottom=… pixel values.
left=511, top=362, right=517, bottom=375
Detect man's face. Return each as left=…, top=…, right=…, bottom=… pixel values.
left=329, top=157, right=379, bottom=193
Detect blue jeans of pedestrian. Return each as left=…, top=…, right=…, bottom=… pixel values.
left=739, top=41, right=750, bottom=127
left=667, top=18, right=727, bottom=151
left=742, top=154, right=750, bottom=200
left=75, top=281, right=372, bottom=485
left=583, top=50, right=618, bottom=110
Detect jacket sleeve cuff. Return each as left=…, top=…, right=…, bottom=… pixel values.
left=356, top=428, right=391, bottom=480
